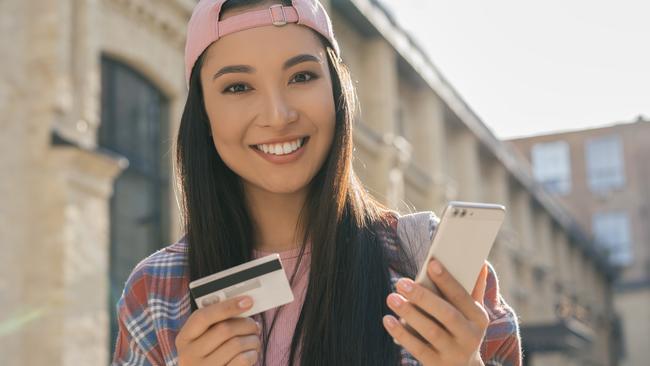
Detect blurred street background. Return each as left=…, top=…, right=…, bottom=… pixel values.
left=1, top=0, right=648, bottom=365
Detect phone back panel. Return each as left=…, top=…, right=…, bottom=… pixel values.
left=415, top=202, right=505, bottom=293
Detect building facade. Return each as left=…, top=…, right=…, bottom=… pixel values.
left=0, top=0, right=620, bottom=364
left=509, top=117, right=650, bottom=366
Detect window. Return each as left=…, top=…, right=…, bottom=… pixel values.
left=531, top=141, right=572, bottom=194
left=100, top=56, right=170, bottom=357
left=585, top=135, right=625, bottom=192
left=592, top=212, right=632, bottom=266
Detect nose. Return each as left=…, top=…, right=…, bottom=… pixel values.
left=261, top=90, right=298, bottom=128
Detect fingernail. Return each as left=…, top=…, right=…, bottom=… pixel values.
left=238, top=297, right=253, bottom=309
left=255, top=321, right=262, bottom=334
left=388, top=294, right=404, bottom=308
left=398, top=278, right=414, bottom=293
left=430, top=259, right=443, bottom=275
left=384, top=315, right=398, bottom=329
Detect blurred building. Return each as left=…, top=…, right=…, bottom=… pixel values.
left=0, top=0, right=621, bottom=365
left=509, top=116, right=650, bottom=366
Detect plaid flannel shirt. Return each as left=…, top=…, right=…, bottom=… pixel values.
left=112, top=211, right=521, bottom=365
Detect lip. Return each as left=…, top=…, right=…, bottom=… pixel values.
left=251, top=137, right=309, bottom=165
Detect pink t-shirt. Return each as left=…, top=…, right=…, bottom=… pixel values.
left=252, top=245, right=311, bottom=366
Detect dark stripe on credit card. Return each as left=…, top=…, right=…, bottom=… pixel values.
left=191, top=259, right=282, bottom=299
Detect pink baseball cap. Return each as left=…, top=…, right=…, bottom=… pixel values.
left=184, top=0, right=341, bottom=87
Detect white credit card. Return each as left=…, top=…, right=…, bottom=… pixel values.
left=189, top=254, right=294, bottom=317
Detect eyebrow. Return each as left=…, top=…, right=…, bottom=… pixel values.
left=212, top=54, right=322, bottom=81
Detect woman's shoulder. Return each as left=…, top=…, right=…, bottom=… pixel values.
left=377, top=209, right=439, bottom=262
left=126, top=236, right=189, bottom=283
left=118, top=236, right=190, bottom=313
left=113, top=238, right=191, bottom=364
left=380, top=209, right=439, bottom=237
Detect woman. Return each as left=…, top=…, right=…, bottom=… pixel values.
left=112, top=0, right=521, bottom=365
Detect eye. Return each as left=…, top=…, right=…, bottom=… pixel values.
left=222, top=83, right=252, bottom=94
left=290, top=71, right=318, bottom=84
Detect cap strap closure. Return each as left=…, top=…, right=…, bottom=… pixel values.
left=218, top=6, right=298, bottom=37
left=269, top=4, right=287, bottom=26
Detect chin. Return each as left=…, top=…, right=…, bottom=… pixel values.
left=240, top=172, right=312, bottom=195
left=261, top=179, right=310, bottom=195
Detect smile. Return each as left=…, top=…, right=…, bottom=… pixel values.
left=250, top=136, right=310, bottom=165
left=253, top=137, right=308, bottom=156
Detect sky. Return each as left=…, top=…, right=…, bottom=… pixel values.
left=379, top=0, right=650, bottom=139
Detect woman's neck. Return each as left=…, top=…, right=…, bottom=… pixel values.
left=244, top=183, right=308, bottom=253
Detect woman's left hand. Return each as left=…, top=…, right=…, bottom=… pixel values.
left=382, top=259, right=490, bottom=366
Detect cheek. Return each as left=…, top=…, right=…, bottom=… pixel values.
left=317, top=89, right=337, bottom=147
left=211, top=127, right=246, bottom=162
left=205, top=96, right=248, bottom=144
left=205, top=108, right=250, bottom=168
left=300, top=81, right=337, bottom=133
left=210, top=130, right=253, bottom=180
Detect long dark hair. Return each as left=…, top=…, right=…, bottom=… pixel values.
left=175, top=1, right=416, bottom=364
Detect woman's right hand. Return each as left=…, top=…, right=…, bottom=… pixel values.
left=175, top=296, right=262, bottom=366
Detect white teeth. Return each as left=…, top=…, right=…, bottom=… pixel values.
left=256, top=137, right=305, bottom=156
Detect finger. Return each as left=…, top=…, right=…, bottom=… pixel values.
left=386, top=293, right=458, bottom=353
left=427, top=259, right=488, bottom=326
left=395, top=277, right=473, bottom=339
left=190, top=317, right=261, bottom=357
left=471, top=263, right=489, bottom=305
left=226, top=350, right=259, bottom=366
left=176, top=296, right=254, bottom=346
left=205, top=335, right=261, bottom=365
left=383, top=315, right=439, bottom=365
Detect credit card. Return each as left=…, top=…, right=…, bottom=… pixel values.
left=189, top=254, right=294, bottom=317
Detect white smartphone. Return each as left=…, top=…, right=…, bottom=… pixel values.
left=414, top=201, right=506, bottom=294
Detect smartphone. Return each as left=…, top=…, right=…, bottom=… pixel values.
left=395, top=202, right=506, bottom=341
left=414, top=201, right=505, bottom=294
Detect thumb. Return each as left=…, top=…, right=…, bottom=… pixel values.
left=471, top=262, right=489, bottom=305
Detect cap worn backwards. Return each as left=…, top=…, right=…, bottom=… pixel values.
left=184, top=0, right=340, bottom=88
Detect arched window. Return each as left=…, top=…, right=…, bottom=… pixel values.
left=99, top=55, right=170, bottom=356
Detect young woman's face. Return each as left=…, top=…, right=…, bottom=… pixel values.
left=199, top=17, right=336, bottom=195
